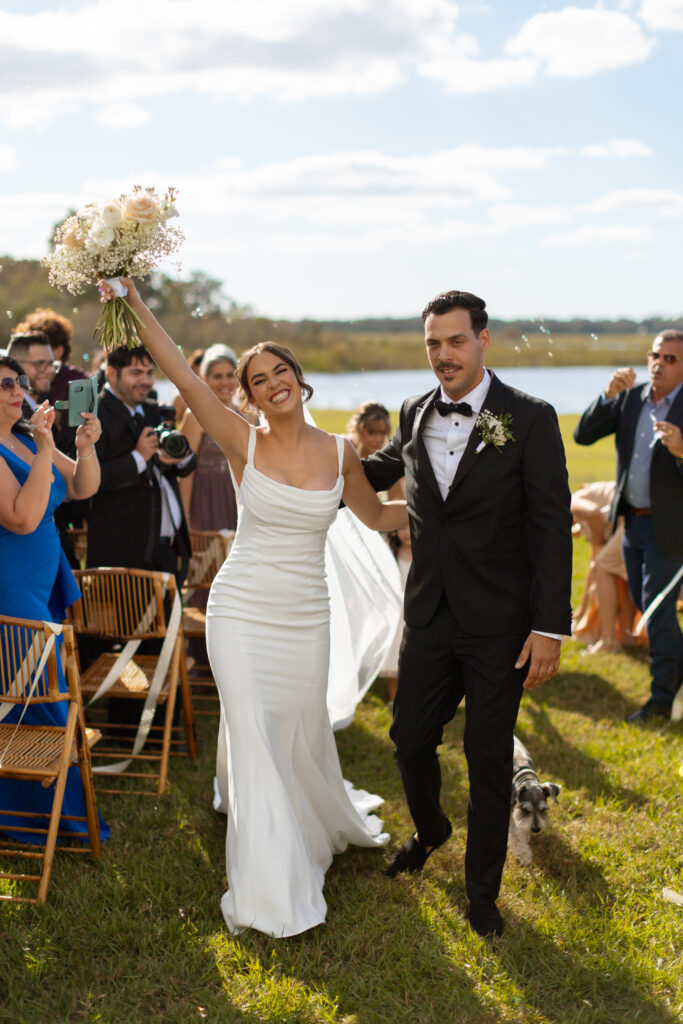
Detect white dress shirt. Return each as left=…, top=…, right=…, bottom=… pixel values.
left=422, top=371, right=491, bottom=500
left=105, top=383, right=183, bottom=540
left=422, top=370, right=560, bottom=641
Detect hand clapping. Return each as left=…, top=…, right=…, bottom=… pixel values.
left=29, top=401, right=56, bottom=458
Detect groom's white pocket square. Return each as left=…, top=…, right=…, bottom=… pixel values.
left=475, top=441, right=486, bottom=454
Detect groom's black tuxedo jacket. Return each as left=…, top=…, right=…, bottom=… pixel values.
left=364, top=372, right=573, bottom=636
left=85, top=388, right=195, bottom=570
left=574, top=383, right=683, bottom=560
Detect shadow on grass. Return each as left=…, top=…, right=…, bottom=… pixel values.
left=489, top=913, right=679, bottom=1024
left=517, top=703, right=648, bottom=809
left=539, top=667, right=637, bottom=721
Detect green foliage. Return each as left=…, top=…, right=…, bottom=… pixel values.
left=0, top=257, right=668, bottom=373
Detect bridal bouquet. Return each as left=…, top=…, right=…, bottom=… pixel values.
left=43, top=186, right=183, bottom=350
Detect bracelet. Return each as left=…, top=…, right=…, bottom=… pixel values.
left=76, top=448, right=97, bottom=461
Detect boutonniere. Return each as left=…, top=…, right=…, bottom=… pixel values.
left=476, top=410, right=514, bottom=452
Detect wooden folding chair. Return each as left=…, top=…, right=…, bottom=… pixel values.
left=68, top=568, right=197, bottom=797
left=182, top=530, right=234, bottom=715
left=0, top=616, right=102, bottom=904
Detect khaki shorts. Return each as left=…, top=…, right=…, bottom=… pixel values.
left=595, top=522, right=627, bottom=581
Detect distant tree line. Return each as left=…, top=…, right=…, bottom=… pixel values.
left=1, top=257, right=680, bottom=372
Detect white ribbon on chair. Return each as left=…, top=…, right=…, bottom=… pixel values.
left=186, top=529, right=234, bottom=590
left=0, top=622, right=63, bottom=765
left=85, top=574, right=183, bottom=774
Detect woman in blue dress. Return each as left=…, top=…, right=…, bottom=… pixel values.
left=0, top=353, right=109, bottom=844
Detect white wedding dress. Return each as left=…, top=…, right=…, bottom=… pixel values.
left=206, top=425, right=389, bottom=937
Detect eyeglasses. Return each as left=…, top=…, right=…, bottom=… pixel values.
left=647, top=351, right=682, bottom=365
left=21, top=359, right=59, bottom=372
left=0, top=374, right=31, bottom=392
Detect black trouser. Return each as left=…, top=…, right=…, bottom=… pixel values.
left=391, top=597, right=525, bottom=905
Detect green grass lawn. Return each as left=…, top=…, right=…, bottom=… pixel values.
left=2, top=417, right=682, bottom=1024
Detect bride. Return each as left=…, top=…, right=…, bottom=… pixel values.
left=100, top=279, right=408, bottom=937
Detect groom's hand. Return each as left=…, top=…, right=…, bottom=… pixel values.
left=516, top=633, right=561, bottom=690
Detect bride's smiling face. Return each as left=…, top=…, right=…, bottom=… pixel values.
left=247, top=351, right=302, bottom=415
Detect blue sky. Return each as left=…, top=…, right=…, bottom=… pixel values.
left=0, top=0, right=681, bottom=321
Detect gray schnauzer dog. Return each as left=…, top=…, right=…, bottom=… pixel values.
left=508, top=735, right=561, bottom=865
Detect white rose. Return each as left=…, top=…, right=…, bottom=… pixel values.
left=100, top=201, right=124, bottom=228
left=87, top=219, right=115, bottom=248
left=125, top=193, right=159, bottom=224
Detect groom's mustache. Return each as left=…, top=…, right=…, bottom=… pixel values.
left=436, top=362, right=461, bottom=372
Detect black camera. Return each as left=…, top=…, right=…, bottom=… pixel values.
left=154, top=405, right=190, bottom=459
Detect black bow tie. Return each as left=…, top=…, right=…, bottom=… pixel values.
left=435, top=399, right=473, bottom=418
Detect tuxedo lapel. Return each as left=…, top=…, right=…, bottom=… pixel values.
left=446, top=372, right=507, bottom=499
left=101, top=388, right=143, bottom=444
left=413, top=388, right=443, bottom=504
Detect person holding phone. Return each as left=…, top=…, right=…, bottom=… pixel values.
left=0, top=353, right=109, bottom=844
left=574, top=330, right=683, bottom=721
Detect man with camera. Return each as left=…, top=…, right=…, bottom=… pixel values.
left=86, top=345, right=195, bottom=586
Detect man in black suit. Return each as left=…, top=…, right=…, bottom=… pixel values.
left=574, top=330, right=683, bottom=721
left=6, top=330, right=56, bottom=417
left=363, top=291, right=572, bottom=937
left=86, top=345, right=194, bottom=585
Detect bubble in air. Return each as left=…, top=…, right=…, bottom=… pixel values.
left=6, top=310, right=13, bottom=319
left=83, top=353, right=90, bottom=361
left=191, top=306, right=203, bottom=319
left=591, top=333, right=598, bottom=341
left=514, top=345, right=520, bottom=353
left=547, top=351, right=554, bottom=358
left=72, top=307, right=79, bottom=314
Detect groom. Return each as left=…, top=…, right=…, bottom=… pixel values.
left=363, top=290, right=572, bottom=937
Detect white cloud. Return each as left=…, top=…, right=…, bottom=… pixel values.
left=506, top=6, right=653, bottom=77
left=0, top=145, right=17, bottom=171
left=541, top=224, right=653, bottom=247
left=0, top=0, right=663, bottom=130
left=585, top=188, right=683, bottom=215
left=638, top=0, right=683, bottom=30
left=582, top=139, right=652, bottom=158
left=93, top=101, right=151, bottom=128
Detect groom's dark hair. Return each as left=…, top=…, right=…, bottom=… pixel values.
left=421, top=291, right=488, bottom=335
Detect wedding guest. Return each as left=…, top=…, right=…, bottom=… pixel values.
left=15, top=307, right=87, bottom=406
left=85, top=345, right=195, bottom=586
left=362, top=289, right=573, bottom=938
left=574, top=331, right=683, bottom=721
left=7, top=330, right=56, bottom=415
left=346, top=401, right=392, bottom=457
left=0, top=354, right=109, bottom=844
left=178, top=344, right=239, bottom=532
left=571, top=482, right=637, bottom=652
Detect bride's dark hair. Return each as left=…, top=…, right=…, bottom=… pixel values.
left=236, top=342, right=313, bottom=412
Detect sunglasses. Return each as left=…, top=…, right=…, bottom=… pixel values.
left=0, top=374, right=31, bottom=392
left=647, top=351, right=681, bottom=365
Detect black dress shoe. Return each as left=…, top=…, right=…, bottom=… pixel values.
left=625, top=702, right=671, bottom=723
left=384, top=822, right=452, bottom=878
left=466, top=900, right=504, bottom=938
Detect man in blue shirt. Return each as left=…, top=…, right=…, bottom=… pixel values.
left=575, top=330, right=683, bottom=720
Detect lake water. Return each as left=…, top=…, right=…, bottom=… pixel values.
left=157, top=365, right=648, bottom=415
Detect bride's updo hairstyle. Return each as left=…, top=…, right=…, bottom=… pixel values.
left=236, top=341, right=314, bottom=412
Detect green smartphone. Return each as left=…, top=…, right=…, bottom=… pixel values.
left=54, top=376, right=99, bottom=427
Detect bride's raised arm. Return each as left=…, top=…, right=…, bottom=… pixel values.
left=99, top=278, right=250, bottom=468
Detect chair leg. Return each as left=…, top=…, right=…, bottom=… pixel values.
left=75, top=716, right=102, bottom=859
left=37, top=707, right=79, bottom=903
left=157, top=673, right=179, bottom=796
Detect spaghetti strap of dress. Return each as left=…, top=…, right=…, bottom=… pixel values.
left=335, top=434, right=345, bottom=477
left=246, top=424, right=257, bottom=465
